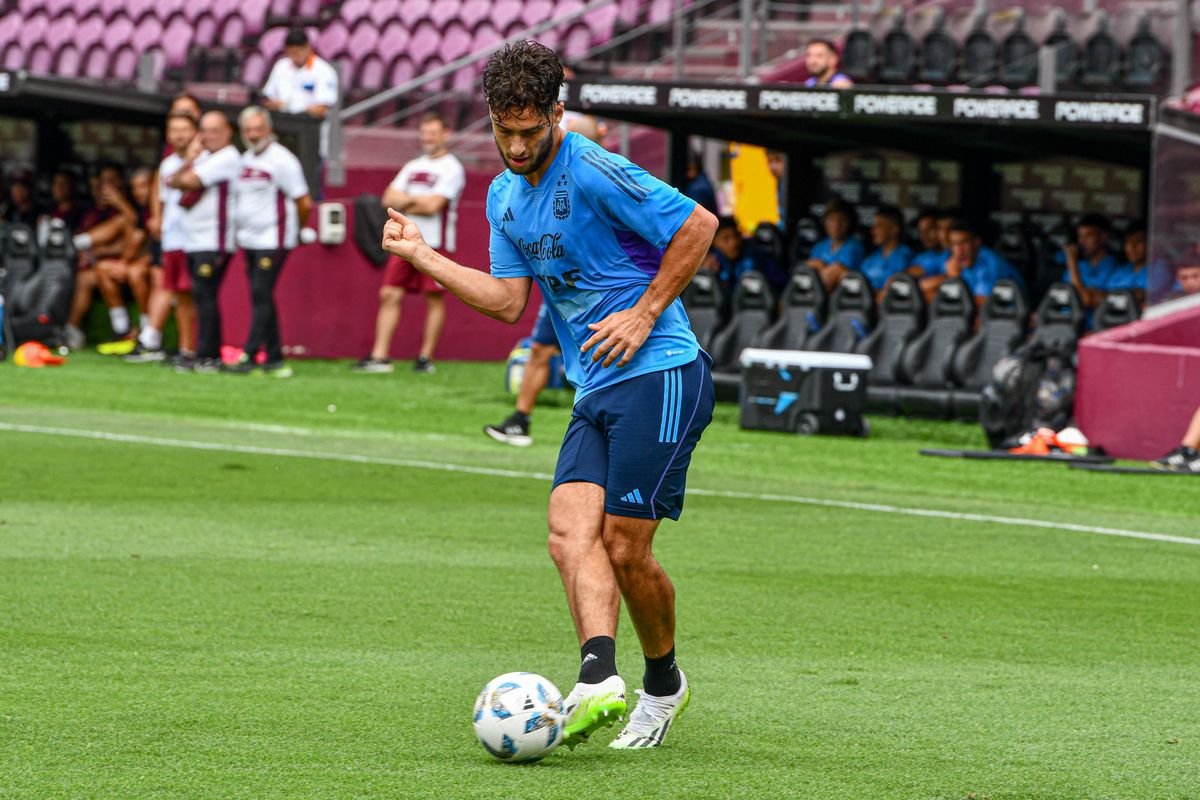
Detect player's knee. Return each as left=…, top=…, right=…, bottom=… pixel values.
left=530, top=343, right=556, bottom=364
left=601, top=531, right=642, bottom=573
left=379, top=286, right=404, bottom=306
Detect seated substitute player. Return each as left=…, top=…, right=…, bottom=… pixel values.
left=918, top=219, right=1026, bottom=306
left=1106, top=220, right=1148, bottom=306
left=859, top=205, right=914, bottom=296
left=381, top=40, right=717, bottom=750
left=1058, top=213, right=1120, bottom=312
left=806, top=199, right=865, bottom=291
left=908, top=208, right=954, bottom=278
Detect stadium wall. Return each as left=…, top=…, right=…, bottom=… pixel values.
left=1075, top=306, right=1200, bottom=459
left=216, top=167, right=537, bottom=362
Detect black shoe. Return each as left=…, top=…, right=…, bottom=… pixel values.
left=168, top=352, right=196, bottom=371
left=191, top=357, right=223, bottom=373
left=1152, top=445, right=1200, bottom=471
left=224, top=355, right=257, bottom=374
left=122, top=343, right=166, bottom=363
left=351, top=356, right=394, bottom=374
left=484, top=412, right=532, bottom=447
left=413, top=356, right=436, bottom=374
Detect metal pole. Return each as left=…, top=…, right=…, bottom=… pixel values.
left=851, top=0, right=860, bottom=27
left=758, top=0, right=769, bottom=68
left=1038, top=44, right=1057, bottom=95
left=672, top=0, right=686, bottom=80
left=740, top=0, right=753, bottom=77
left=326, top=65, right=346, bottom=188
left=1171, top=0, right=1192, bottom=98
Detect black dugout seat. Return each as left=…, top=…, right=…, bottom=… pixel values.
left=1094, top=289, right=1139, bottom=331
left=919, top=13, right=958, bottom=84
left=896, top=278, right=975, bottom=417
left=841, top=28, right=877, bottom=82
left=1125, top=13, right=1165, bottom=88
left=757, top=267, right=826, bottom=351
left=961, top=12, right=999, bottom=85
left=1031, top=282, right=1085, bottom=351
left=1081, top=13, right=1122, bottom=87
left=879, top=13, right=916, bottom=83
left=999, top=12, right=1037, bottom=86
left=681, top=271, right=725, bottom=352
left=709, top=270, right=776, bottom=383
left=856, top=274, right=926, bottom=414
left=948, top=280, right=1029, bottom=418
left=806, top=270, right=875, bottom=354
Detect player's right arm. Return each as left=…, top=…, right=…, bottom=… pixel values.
left=382, top=207, right=531, bottom=323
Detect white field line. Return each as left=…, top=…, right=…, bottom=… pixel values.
left=2, top=421, right=1197, bottom=548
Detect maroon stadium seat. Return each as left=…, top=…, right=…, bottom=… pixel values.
left=521, top=0, right=556, bottom=29
left=316, top=20, right=350, bottom=58
left=55, top=43, right=82, bottom=77
left=429, top=0, right=460, bottom=31
left=268, top=0, right=294, bottom=21
left=561, top=22, right=593, bottom=59
left=406, top=20, right=440, bottom=67
left=345, top=21, right=380, bottom=65
left=340, top=0, right=373, bottom=25
left=459, top=0, right=491, bottom=31
left=257, top=26, right=289, bottom=61
left=617, top=0, right=642, bottom=29
left=490, top=0, right=523, bottom=35
left=377, top=22, right=411, bottom=61
left=111, top=44, right=139, bottom=79
left=73, top=13, right=106, bottom=51
left=584, top=3, right=618, bottom=43
left=241, top=50, right=269, bottom=85
left=400, top=0, right=433, bottom=25
left=469, top=22, right=501, bottom=55
left=369, top=0, right=402, bottom=29
left=81, top=43, right=109, bottom=78
left=355, top=53, right=386, bottom=92
left=389, top=55, right=416, bottom=86
left=193, top=12, right=218, bottom=47
left=161, top=17, right=194, bottom=68
left=440, top=21, right=472, bottom=62
left=218, top=14, right=247, bottom=49
left=451, top=64, right=475, bottom=92
left=28, top=43, right=54, bottom=75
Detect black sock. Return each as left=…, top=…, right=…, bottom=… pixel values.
left=578, top=635, right=617, bottom=684
left=643, top=647, right=680, bottom=697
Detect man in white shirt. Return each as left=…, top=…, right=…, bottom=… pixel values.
left=167, top=111, right=241, bottom=372
left=227, top=106, right=313, bottom=378
left=261, top=28, right=339, bottom=158
left=125, top=111, right=201, bottom=364
left=353, top=112, right=465, bottom=374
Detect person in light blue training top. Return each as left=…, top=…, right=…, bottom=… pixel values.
left=859, top=205, right=914, bottom=295
left=807, top=198, right=865, bottom=291
left=1106, top=220, right=1148, bottom=305
left=380, top=41, right=717, bottom=753
left=918, top=219, right=1026, bottom=305
left=909, top=208, right=953, bottom=278
left=1056, top=213, right=1121, bottom=311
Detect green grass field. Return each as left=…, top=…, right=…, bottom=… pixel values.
left=1, top=354, right=1197, bottom=799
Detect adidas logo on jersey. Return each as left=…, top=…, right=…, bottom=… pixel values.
left=502, top=207, right=515, bottom=223
left=619, top=489, right=644, bottom=505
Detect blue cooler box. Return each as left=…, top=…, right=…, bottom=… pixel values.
left=738, top=348, right=872, bottom=436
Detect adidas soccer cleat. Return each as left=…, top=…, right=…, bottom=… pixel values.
left=609, top=670, right=690, bottom=750
left=562, top=674, right=626, bottom=749
left=484, top=413, right=532, bottom=447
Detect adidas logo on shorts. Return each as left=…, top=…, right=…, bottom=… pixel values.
left=619, top=489, right=644, bottom=505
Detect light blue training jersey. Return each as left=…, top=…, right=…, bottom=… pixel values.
left=487, top=132, right=699, bottom=400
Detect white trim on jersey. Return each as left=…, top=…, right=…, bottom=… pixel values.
left=158, top=152, right=187, bottom=253
left=181, top=145, right=241, bottom=254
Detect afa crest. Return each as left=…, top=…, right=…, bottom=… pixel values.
left=552, top=190, right=570, bottom=220
left=259, top=256, right=273, bottom=269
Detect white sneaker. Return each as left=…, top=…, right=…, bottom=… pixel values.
left=562, top=674, right=626, bottom=749
left=609, top=670, right=690, bottom=750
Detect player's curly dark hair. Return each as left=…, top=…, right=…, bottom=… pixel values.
left=482, top=40, right=564, bottom=120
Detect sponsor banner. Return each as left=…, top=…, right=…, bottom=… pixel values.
left=569, top=80, right=1155, bottom=129
left=0, top=71, right=13, bottom=94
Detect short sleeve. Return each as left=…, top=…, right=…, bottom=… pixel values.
left=263, top=60, right=284, bottom=99
left=388, top=164, right=412, bottom=192
left=194, top=148, right=240, bottom=187
left=572, top=144, right=695, bottom=250
left=840, top=240, right=865, bottom=270
left=278, top=149, right=310, bottom=199
left=487, top=186, right=531, bottom=278
left=312, top=60, right=340, bottom=106
left=433, top=161, right=466, bottom=202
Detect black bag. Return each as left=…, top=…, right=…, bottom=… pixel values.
left=979, top=340, right=1076, bottom=448
left=354, top=194, right=390, bottom=267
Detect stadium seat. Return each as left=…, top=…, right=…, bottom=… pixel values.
left=757, top=267, right=827, bottom=351
left=807, top=271, right=875, bottom=354
left=55, top=42, right=82, bottom=77
left=81, top=43, right=109, bottom=78
left=490, top=0, right=524, bottom=34
left=681, top=271, right=724, bottom=352
left=430, top=0, right=463, bottom=31
left=1044, top=14, right=1080, bottom=85
left=918, top=14, right=957, bottom=84
left=840, top=28, right=876, bottom=82
left=459, top=0, right=491, bottom=31
left=961, top=13, right=998, bottom=85
left=999, top=13, right=1037, bottom=86
left=1081, top=13, right=1121, bottom=86
left=948, top=279, right=1029, bottom=418
left=110, top=44, right=139, bottom=79
left=1094, top=289, right=1139, bottom=331
left=1125, top=13, right=1165, bottom=88
left=355, top=53, right=387, bottom=92
left=1030, top=282, right=1084, bottom=351
left=878, top=14, right=916, bottom=83
left=788, top=216, right=822, bottom=264
left=896, top=278, right=974, bottom=417
left=709, top=270, right=776, bottom=375
left=440, top=21, right=472, bottom=62
left=748, top=222, right=787, bottom=294
left=317, top=20, right=350, bottom=59
left=856, top=274, right=925, bottom=413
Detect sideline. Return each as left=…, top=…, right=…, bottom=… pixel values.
left=2, top=421, right=1196, bottom=548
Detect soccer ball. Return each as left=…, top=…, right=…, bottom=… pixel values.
left=472, top=672, right=564, bottom=763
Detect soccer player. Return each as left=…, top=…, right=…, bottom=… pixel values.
left=918, top=219, right=1026, bottom=305
left=167, top=111, right=241, bottom=373
left=1059, top=213, right=1121, bottom=311
left=226, top=106, right=313, bottom=378
left=806, top=199, right=865, bottom=290
left=859, top=205, right=914, bottom=294
left=354, top=113, right=465, bottom=375
left=381, top=41, right=717, bottom=750
left=803, top=38, right=854, bottom=88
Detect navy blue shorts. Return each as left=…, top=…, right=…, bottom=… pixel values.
left=552, top=352, right=715, bottom=521
left=530, top=302, right=559, bottom=347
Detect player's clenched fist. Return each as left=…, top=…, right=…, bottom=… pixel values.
left=381, top=207, right=427, bottom=262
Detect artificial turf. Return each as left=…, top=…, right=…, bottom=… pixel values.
left=1, top=354, right=1197, bottom=799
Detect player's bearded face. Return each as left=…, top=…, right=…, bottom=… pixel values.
left=491, top=108, right=557, bottom=176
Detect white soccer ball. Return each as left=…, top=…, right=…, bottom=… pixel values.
left=472, top=672, right=564, bottom=763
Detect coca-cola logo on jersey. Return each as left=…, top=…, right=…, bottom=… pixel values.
left=240, top=167, right=273, bottom=181
left=519, top=233, right=565, bottom=262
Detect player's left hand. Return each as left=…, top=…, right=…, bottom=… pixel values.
left=580, top=307, right=655, bottom=368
